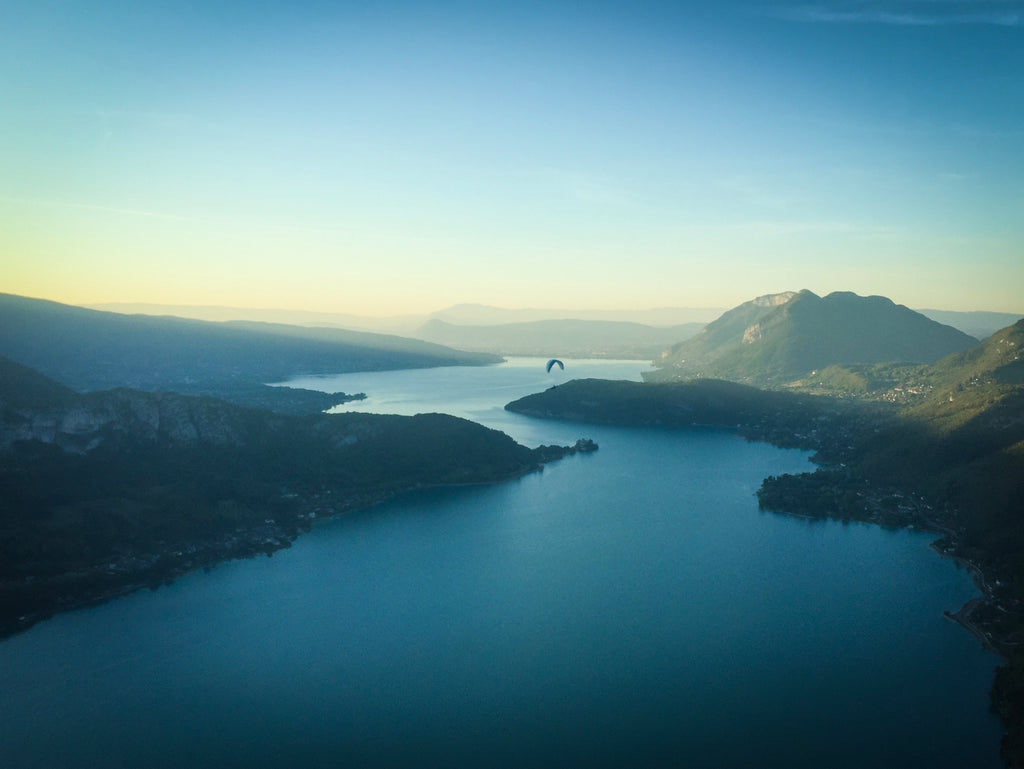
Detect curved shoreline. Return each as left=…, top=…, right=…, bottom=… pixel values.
left=930, top=542, right=1008, bottom=662
left=765, top=493, right=1009, bottom=664
left=0, top=441, right=601, bottom=643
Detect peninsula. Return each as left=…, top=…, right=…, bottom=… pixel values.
left=0, top=356, right=591, bottom=638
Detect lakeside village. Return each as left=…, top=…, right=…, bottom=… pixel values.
left=749, top=406, right=1023, bottom=664
left=3, top=479, right=416, bottom=638
left=2, top=438, right=599, bottom=639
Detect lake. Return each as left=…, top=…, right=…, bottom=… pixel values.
left=0, top=359, right=1003, bottom=768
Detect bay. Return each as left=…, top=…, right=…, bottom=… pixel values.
left=0, top=359, right=1003, bottom=768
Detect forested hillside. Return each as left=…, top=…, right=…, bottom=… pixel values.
left=647, top=290, right=977, bottom=385
left=0, top=356, right=570, bottom=637
left=0, top=294, right=500, bottom=396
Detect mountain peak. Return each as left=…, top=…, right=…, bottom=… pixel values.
left=752, top=291, right=801, bottom=308
left=649, top=290, right=978, bottom=386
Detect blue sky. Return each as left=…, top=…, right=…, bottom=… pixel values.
left=1, top=0, right=1021, bottom=314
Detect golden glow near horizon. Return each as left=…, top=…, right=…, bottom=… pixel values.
left=2, top=3, right=1022, bottom=316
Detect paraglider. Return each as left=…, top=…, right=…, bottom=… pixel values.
left=545, top=358, right=564, bottom=373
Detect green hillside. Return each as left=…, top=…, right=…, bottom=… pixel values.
left=647, top=290, right=977, bottom=386
left=848, top=321, right=1024, bottom=548
left=792, top=318, right=1024, bottom=402
left=506, top=377, right=884, bottom=461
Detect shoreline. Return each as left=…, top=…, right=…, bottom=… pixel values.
left=0, top=443, right=597, bottom=643
left=930, top=541, right=1009, bottom=662
left=766, top=492, right=1010, bottom=663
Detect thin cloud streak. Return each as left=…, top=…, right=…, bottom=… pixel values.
left=728, top=219, right=906, bottom=238
left=776, top=2, right=1024, bottom=26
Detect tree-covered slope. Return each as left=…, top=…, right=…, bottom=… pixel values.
left=0, top=356, right=80, bottom=412
left=845, top=320, right=1024, bottom=553
left=0, top=359, right=566, bottom=636
left=0, top=293, right=501, bottom=394
left=506, top=377, right=880, bottom=458
left=647, top=290, right=977, bottom=386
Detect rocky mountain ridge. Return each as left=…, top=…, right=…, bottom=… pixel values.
left=647, top=290, right=978, bottom=386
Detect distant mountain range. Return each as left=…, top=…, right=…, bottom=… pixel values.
left=73, top=298, right=718, bottom=364
left=917, top=309, right=1023, bottom=341
left=646, top=290, right=979, bottom=386
left=87, top=301, right=727, bottom=332
left=0, top=294, right=500, bottom=398
left=88, top=299, right=1021, bottom=342
left=416, top=318, right=704, bottom=358
left=424, top=303, right=724, bottom=326
left=81, top=297, right=1022, bottom=366
left=85, top=302, right=428, bottom=334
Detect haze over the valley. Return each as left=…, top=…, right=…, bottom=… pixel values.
left=2, top=1, right=1022, bottom=316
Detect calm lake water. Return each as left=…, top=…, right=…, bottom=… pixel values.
left=0, top=359, right=1003, bottom=768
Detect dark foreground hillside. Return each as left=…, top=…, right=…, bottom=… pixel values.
left=0, top=356, right=584, bottom=638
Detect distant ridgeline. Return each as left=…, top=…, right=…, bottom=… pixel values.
left=414, top=317, right=705, bottom=359
left=0, top=355, right=586, bottom=638
left=0, top=293, right=501, bottom=412
left=509, top=309, right=1024, bottom=767
left=646, top=290, right=978, bottom=387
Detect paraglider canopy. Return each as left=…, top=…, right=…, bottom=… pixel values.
left=546, top=358, right=565, bottom=373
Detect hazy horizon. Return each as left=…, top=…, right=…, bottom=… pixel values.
left=3, top=1, right=1022, bottom=314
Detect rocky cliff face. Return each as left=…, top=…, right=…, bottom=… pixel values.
left=0, top=387, right=274, bottom=454
left=751, top=291, right=797, bottom=308
left=741, top=323, right=764, bottom=344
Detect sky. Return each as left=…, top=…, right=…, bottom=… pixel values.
left=1, top=0, right=1022, bottom=315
